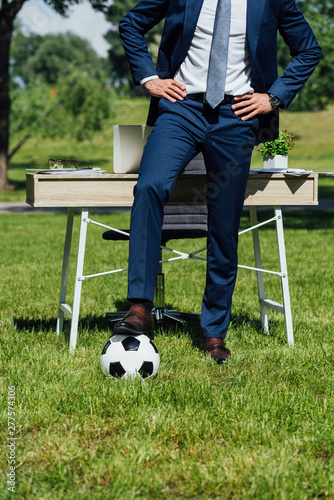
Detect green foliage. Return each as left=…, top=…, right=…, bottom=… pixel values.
left=105, top=0, right=164, bottom=94
left=11, top=26, right=106, bottom=86
left=10, top=69, right=115, bottom=141
left=4, top=101, right=334, bottom=202
left=257, top=130, right=295, bottom=157
left=0, top=0, right=111, bottom=190
left=277, top=0, right=334, bottom=111
left=0, top=210, right=334, bottom=498
left=40, top=0, right=109, bottom=16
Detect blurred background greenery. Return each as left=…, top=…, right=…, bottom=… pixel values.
left=1, top=0, right=334, bottom=192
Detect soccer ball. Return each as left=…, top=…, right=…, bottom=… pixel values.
left=100, top=334, right=160, bottom=380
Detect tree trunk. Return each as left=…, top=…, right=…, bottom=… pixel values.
left=0, top=0, right=27, bottom=190
left=9, top=134, right=31, bottom=160
left=0, top=12, right=12, bottom=190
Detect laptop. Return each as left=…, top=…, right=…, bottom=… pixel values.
left=113, top=125, right=153, bottom=173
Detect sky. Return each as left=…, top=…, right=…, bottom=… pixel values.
left=18, top=0, right=111, bottom=57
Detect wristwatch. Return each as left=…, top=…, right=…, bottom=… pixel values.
left=267, top=93, right=284, bottom=109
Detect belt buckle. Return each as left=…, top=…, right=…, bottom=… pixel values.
left=203, top=93, right=208, bottom=104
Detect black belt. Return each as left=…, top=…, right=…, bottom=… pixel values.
left=187, top=93, right=234, bottom=106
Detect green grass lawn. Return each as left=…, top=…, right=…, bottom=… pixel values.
left=2, top=99, right=334, bottom=202
left=1, top=208, right=333, bottom=499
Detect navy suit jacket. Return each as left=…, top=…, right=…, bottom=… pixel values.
left=119, top=0, right=321, bottom=142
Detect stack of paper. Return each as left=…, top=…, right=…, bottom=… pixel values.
left=27, top=168, right=107, bottom=175
left=250, top=168, right=312, bottom=176
left=250, top=169, right=334, bottom=176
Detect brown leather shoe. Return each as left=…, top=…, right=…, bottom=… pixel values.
left=203, top=337, right=230, bottom=364
left=113, top=304, right=155, bottom=338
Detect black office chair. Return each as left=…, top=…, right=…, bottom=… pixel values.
left=103, top=152, right=208, bottom=325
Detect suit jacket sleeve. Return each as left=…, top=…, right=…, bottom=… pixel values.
left=119, top=0, right=168, bottom=85
left=267, top=0, right=321, bottom=108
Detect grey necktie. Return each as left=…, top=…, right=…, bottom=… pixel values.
left=206, top=0, right=232, bottom=109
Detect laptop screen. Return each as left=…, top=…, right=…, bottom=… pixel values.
left=113, top=125, right=153, bottom=173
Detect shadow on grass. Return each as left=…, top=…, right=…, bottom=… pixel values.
left=5, top=179, right=26, bottom=192
left=241, top=209, right=334, bottom=231
left=230, top=313, right=288, bottom=343
left=230, top=313, right=263, bottom=332
left=13, top=306, right=286, bottom=350
left=319, top=185, right=334, bottom=198
left=109, top=299, right=204, bottom=347
left=112, top=299, right=281, bottom=347
left=14, top=316, right=57, bottom=332
left=9, top=159, right=39, bottom=170
left=14, top=314, right=110, bottom=337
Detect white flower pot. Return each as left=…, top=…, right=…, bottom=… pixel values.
left=263, top=154, right=288, bottom=170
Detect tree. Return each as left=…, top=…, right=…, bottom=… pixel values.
left=104, top=0, right=163, bottom=94
left=0, top=0, right=109, bottom=190
left=10, top=68, right=115, bottom=142
left=278, top=0, right=334, bottom=111
left=10, top=27, right=106, bottom=86
left=8, top=28, right=113, bottom=160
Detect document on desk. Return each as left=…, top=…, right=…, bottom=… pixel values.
left=250, top=168, right=313, bottom=176
left=250, top=169, right=334, bottom=176
left=26, top=168, right=107, bottom=175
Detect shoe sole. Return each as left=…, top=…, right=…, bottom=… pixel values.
left=112, top=324, right=155, bottom=340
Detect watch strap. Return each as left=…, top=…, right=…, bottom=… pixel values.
left=268, top=93, right=284, bottom=109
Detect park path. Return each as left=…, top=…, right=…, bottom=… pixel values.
left=1, top=201, right=334, bottom=214
left=0, top=202, right=130, bottom=214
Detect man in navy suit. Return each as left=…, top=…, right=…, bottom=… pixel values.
left=113, top=0, right=321, bottom=363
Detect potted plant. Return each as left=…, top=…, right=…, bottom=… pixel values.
left=257, top=130, right=295, bottom=169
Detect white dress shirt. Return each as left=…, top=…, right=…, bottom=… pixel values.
left=141, top=0, right=253, bottom=96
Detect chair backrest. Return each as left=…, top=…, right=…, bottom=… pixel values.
left=161, top=205, right=208, bottom=243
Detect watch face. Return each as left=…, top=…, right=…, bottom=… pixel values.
left=269, top=94, right=281, bottom=109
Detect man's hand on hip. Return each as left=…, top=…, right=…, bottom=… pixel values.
left=232, top=93, right=272, bottom=120
left=143, top=78, right=187, bottom=102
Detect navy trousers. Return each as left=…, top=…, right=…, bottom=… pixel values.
left=127, top=97, right=259, bottom=339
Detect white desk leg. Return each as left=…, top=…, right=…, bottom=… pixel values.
left=69, top=209, right=89, bottom=352
left=274, top=207, right=294, bottom=346
left=249, top=206, right=269, bottom=334
left=57, top=208, right=75, bottom=336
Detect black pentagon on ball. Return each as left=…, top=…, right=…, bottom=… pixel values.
left=101, top=339, right=111, bottom=355
left=122, top=336, right=140, bottom=351
left=138, top=361, right=154, bottom=379
left=109, top=362, right=126, bottom=378
left=150, top=340, right=159, bottom=353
